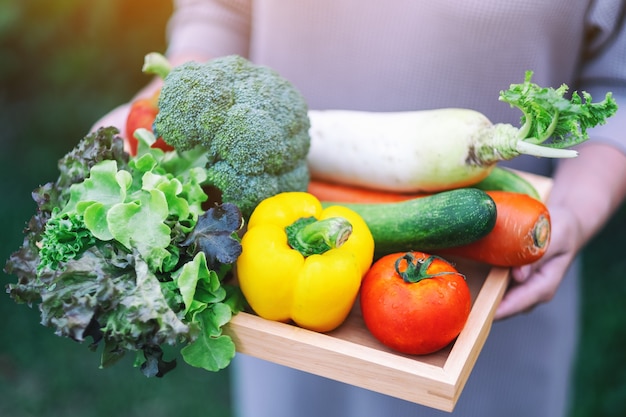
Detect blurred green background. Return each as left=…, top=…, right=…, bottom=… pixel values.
left=0, top=1, right=624, bottom=416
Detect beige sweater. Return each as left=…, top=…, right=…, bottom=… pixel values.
left=166, top=0, right=626, bottom=174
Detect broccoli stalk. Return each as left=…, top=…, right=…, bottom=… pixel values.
left=146, top=53, right=311, bottom=218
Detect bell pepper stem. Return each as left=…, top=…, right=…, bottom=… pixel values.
left=286, top=216, right=353, bottom=256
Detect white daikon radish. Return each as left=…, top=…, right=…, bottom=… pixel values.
left=306, top=71, right=617, bottom=193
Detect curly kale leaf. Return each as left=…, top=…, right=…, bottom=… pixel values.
left=37, top=211, right=96, bottom=272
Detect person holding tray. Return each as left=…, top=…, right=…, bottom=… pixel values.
left=93, top=1, right=626, bottom=416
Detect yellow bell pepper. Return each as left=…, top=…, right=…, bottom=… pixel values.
left=236, top=192, right=374, bottom=332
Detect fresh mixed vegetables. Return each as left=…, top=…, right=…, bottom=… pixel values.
left=308, top=178, right=552, bottom=267
left=4, top=52, right=619, bottom=375
left=5, top=128, right=245, bottom=376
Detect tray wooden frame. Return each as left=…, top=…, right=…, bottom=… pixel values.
left=223, top=171, right=552, bottom=412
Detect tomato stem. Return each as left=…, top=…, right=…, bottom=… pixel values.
left=394, top=253, right=458, bottom=283
left=286, top=216, right=353, bottom=256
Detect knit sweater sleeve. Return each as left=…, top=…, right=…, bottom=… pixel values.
left=166, top=0, right=252, bottom=60
left=578, top=0, right=626, bottom=154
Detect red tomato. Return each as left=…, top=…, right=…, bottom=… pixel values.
left=360, top=251, right=471, bottom=355
left=125, top=90, right=174, bottom=155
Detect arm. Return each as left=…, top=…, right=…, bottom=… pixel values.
left=494, top=0, right=626, bottom=319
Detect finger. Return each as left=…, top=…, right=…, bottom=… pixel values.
left=494, top=270, right=559, bottom=320
left=510, top=264, right=532, bottom=283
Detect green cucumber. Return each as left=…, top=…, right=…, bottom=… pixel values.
left=323, top=188, right=497, bottom=257
left=472, top=166, right=540, bottom=199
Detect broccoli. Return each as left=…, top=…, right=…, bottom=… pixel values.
left=151, top=54, right=311, bottom=217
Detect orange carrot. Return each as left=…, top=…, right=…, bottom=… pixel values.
left=438, top=191, right=551, bottom=266
left=307, top=180, right=424, bottom=203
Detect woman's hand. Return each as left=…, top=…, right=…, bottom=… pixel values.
left=495, top=143, right=626, bottom=320
left=495, top=205, right=580, bottom=319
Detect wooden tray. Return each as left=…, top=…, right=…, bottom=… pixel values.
left=224, top=171, right=552, bottom=412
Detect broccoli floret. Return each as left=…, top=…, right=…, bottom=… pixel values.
left=152, top=54, right=311, bottom=217
left=206, top=160, right=310, bottom=218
